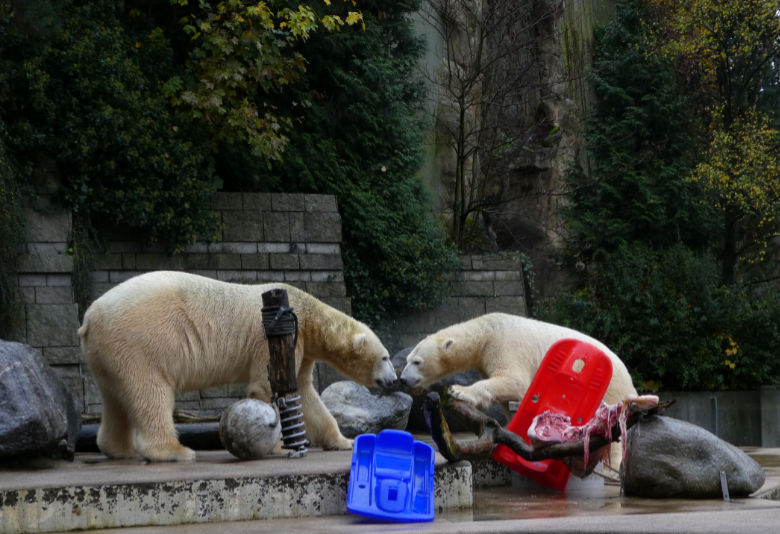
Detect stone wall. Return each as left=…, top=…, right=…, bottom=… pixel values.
left=394, top=253, right=528, bottom=351
left=19, top=195, right=779, bottom=449
left=12, top=194, right=530, bottom=418
left=13, top=192, right=349, bottom=417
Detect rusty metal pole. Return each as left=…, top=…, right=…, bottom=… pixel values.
left=261, top=288, right=308, bottom=457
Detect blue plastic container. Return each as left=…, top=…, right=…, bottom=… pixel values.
left=346, top=429, right=435, bottom=522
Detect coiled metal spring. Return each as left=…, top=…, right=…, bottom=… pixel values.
left=275, top=393, right=309, bottom=457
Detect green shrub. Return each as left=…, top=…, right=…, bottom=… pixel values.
left=0, top=0, right=220, bottom=252
left=243, top=0, right=458, bottom=325
left=540, top=243, right=779, bottom=391
left=0, top=123, right=25, bottom=338
left=0, top=0, right=455, bottom=327
left=547, top=1, right=779, bottom=391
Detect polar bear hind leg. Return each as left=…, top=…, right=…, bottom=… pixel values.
left=128, top=378, right=196, bottom=462
left=95, top=390, right=136, bottom=459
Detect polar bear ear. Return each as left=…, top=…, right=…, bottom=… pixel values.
left=352, top=333, right=367, bottom=351
left=442, top=338, right=454, bottom=351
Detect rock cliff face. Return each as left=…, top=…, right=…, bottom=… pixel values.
left=420, top=0, right=614, bottom=297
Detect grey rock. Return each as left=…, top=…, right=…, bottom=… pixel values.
left=390, top=346, right=413, bottom=376
left=321, top=381, right=412, bottom=438
left=622, top=415, right=765, bottom=498
left=0, top=340, right=81, bottom=460
left=391, top=347, right=507, bottom=432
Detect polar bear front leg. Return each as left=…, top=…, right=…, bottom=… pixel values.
left=292, top=359, right=352, bottom=450
left=299, top=381, right=353, bottom=450
left=448, top=376, right=524, bottom=410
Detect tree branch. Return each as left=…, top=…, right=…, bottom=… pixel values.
left=423, top=391, right=673, bottom=463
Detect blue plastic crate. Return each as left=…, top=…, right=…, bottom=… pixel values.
left=347, top=429, right=435, bottom=522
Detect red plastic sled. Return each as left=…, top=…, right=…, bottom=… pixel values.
left=491, top=338, right=613, bottom=491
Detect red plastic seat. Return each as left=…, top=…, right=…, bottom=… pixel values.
left=491, top=338, right=613, bottom=491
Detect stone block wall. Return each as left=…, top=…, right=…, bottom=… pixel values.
left=13, top=194, right=530, bottom=419
left=13, top=192, right=349, bottom=417
left=394, top=253, right=528, bottom=351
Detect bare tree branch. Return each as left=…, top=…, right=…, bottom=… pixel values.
left=419, top=0, right=571, bottom=248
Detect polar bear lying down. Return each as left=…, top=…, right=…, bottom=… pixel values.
left=399, top=313, right=637, bottom=468
left=80, top=271, right=397, bottom=462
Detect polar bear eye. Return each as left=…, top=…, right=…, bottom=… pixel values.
left=382, top=355, right=389, bottom=361
left=412, top=360, right=421, bottom=366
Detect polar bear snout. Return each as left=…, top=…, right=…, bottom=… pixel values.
left=398, top=375, right=415, bottom=387
left=399, top=362, right=423, bottom=388
left=374, top=357, right=399, bottom=389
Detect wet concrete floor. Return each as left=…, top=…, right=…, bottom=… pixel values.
left=470, top=446, right=780, bottom=522
left=42, top=447, right=780, bottom=534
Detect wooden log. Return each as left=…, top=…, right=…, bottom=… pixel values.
left=423, top=391, right=672, bottom=463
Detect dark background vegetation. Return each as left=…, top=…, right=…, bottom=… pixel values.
left=1, top=0, right=777, bottom=391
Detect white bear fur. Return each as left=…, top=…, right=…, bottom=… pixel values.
left=79, top=271, right=396, bottom=461
left=400, top=313, right=637, bottom=468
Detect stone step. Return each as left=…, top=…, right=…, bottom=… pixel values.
left=0, top=450, right=472, bottom=534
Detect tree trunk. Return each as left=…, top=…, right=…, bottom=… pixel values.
left=453, top=103, right=468, bottom=247
left=721, top=205, right=738, bottom=286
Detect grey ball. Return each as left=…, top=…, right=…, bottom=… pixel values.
left=219, top=399, right=281, bottom=460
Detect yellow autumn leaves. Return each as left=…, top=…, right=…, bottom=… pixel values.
left=692, top=109, right=779, bottom=262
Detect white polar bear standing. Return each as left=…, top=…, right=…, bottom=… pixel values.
left=79, top=271, right=397, bottom=462
left=399, top=313, right=637, bottom=468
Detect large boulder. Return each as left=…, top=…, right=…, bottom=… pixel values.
left=0, top=340, right=81, bottom=460
left=622, top=415, right=765, bottom=498
left=391, top=347, right=507, bottom=432
left=321, top=381, right=412, bottom=438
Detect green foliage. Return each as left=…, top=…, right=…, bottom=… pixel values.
left=548, top=0, right=780, bottom=391
left=0, top=0, right=453, bottom=327
left=0, top=0, right=220, bottom=252
left=562, top=0, right=715, bottom=266
left=692, top=109, right=779, bottom=268
left=540, top=244, right=780, bottom=391
left=242, top=0, right=458, bottom=325
left=647, top=0, right=780, bottom=284
left=0, top=121, right=25, bottom=338
left=648, top=0, right=780, bottom=121
left=164, top=0, right=364, bottom=162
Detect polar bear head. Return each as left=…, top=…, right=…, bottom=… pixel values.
left=355, top=330, right=398, bottom=389
left=399, top=335, right=456, bottom=389
left=324, top=325, right=397, bottom=389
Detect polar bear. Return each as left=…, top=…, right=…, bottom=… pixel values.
left=79, top=271, right=397, bottom=462
left=399, top=313, right=637, bottom=467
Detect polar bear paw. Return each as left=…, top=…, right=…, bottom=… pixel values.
left=448, top=384, right=483, bottom=407
left=321, top=435, right=354, bottom=451
left=135, top=435, right=197, bottom=462
left=143, top=445, right=197, bottom=462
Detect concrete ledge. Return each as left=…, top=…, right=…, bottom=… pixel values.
left=0, top=450, right=471, bottom=534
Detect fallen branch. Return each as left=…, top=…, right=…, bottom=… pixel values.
left=423, top=391, right=672, bottom=464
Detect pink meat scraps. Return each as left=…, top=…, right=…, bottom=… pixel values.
left=527, top=394, right=659, bottom=477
